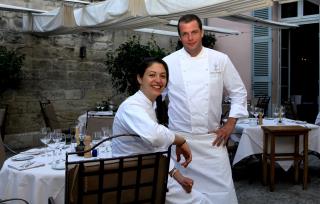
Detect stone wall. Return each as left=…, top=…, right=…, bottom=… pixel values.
left=0, top=0, right=178, bottom=148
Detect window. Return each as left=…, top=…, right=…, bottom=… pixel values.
left=281, top=2, right=298, bottom=18
left=303, top=0, right=319, bottom=15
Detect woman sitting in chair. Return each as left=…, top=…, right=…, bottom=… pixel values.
left=112, top=57, right=209, bottom=203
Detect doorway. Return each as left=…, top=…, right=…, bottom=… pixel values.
left=281, top=23, right=319, bottom=122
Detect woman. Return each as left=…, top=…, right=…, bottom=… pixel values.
left=112, top=57, right=208, bottom=201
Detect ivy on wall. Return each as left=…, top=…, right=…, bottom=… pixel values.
left=0, top=46, right=25, bottom=96
left=105, top=36, right=167, bottom=96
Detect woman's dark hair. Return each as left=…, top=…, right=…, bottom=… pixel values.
left=137, top=57, right=169, bottom=126
left=177, top=14, right=203, bottom=36
left=137, top=57, right=169, bottom=82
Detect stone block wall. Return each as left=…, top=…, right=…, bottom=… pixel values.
left=0, top=0, right=178, bottom=148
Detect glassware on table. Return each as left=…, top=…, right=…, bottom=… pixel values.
left=273, top=104, right=285, bottom=123
left=101, top=127, right=112, bottom=152
left=51, top=130, right=64, bottom=166
left=92, top=132, right=102, bottom=146
left=39, top=128, right=51, bottom=157
left=96, top=102, right=102, bottom=111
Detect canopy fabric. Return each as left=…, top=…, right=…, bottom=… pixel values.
left=22, top=0, right=274, bottom=35
left=223, top=14, right=299, bottom=28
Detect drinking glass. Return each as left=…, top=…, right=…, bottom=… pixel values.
left=101, top=127, right=112, bottom=152
left=40, top=127, right=50, bottom=147
left=273, top=105, right=279, bottom=118
left=39, top=128, right=51, bottom=157
left=92, top=132, right=102, bottom=146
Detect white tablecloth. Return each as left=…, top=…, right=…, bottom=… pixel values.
left=0, top=145, right=112, bottom=204
left=77, top=111, right=114, bottom=127
left=232, top=118, right=320, bottom=171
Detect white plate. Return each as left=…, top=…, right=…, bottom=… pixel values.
left=295, top=120, right=307, bottom=124
left=11, top=155, right=34, bottom=161
left=51, top=163, right=65, bottom=170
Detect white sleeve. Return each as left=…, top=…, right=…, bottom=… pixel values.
left=117, top=103, right=175, bottom=149
left=223, top=56, right=248, bottom=119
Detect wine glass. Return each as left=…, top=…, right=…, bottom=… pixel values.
left=39, top=127, right=51, bottom=156
left=101, top=127, right=112, bottom=152
left=273, top=105, right=279, bottom=118
left=92, top=132, right=102, bottom=146
left=51, top=130, right=63, bottom=166
left=96, top=102, right=101, bottom=111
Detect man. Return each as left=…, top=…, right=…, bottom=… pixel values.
left=163, top=14, right=248, bottom=204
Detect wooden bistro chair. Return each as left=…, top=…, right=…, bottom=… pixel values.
left=256, top=96, right=270, bottom=116
left=85, top=111, right=114, bottom=136
left=39, top=100, right=74, bottom=134
left=64, top=134, right=171, bottom=204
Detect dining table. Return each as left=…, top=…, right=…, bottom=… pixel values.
left=232, top=118, right=320, bottom=171
left=0, top=142, right=112, bottom=204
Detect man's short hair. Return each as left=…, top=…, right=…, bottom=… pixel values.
left=177, top=14, right=203, bottom=36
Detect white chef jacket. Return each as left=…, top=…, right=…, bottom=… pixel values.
left=112, top=90, right=175, bottom=156
left=112, top=90, right=211, bottom=204
left=163, top=47, right=248, bottom=204
left=163, top=47, right=248, bottom=133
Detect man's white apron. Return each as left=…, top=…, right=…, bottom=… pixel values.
left=166, top=133, right=238, bottom=204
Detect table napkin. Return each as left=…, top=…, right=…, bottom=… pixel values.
left=8, top=162, right=45, bottom=171
left=21, top=148, right=45, bottom=155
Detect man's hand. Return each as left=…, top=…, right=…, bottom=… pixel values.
left=176, top=141, right=192, bottom=168
left=211, top=117, right=237, bottom=147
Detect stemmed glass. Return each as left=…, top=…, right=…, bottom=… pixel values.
left=96, top=102, right=102, bottom=111
left=39, top=127, right=51, bottom=156
left=101, top=127, right=112, bottom=152
left=273, top=105, right=285, bottom=123
left=51, top=130, right=63, bottom=166
left=273, top=105, right=279, bottom=118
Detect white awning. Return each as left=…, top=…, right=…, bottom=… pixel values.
left=0, top=3, right=46, bottom=13
left=134, top=28, right=179, bottom=36
left=0, top=0, right=276, bottom=35
left=168, top=20, right=240, bottom=35
left=223, top=14, right=299, bottom=28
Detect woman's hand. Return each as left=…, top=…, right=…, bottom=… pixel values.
left=172, top=170, right=194, bottom=193
left=176, top=141, right=192, bottom=168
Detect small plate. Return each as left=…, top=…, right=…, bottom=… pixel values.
left=295, top=120, right=307, bottom=124
left=11, top=155, right=34, bottom=161
left=51, top=163, right=65, bottom=170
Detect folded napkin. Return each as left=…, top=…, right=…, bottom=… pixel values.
left=8, top=161, right=45, bottom=171
left=21, top=148, right=45, bottom=155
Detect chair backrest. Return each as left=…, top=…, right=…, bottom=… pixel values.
left=39, top=100, right=61, bottom=131
left=256, top=96, right=270, bottom=115
left=0, top=136, right=6, bottom=169
left=282, top=100, right=298, bottom=120
left=86, top=112, right=114, bottom=136
left=65, top=135, right=171, bottom=204
left=0, top=104, right=8, bottom=141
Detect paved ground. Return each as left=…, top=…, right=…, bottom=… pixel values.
left=233, top=155, right=320, bottom=204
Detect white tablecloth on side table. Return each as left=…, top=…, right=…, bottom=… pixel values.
left=0, top=145, right=112, bottom=204
left=232, top=118, right=320, bottom=171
